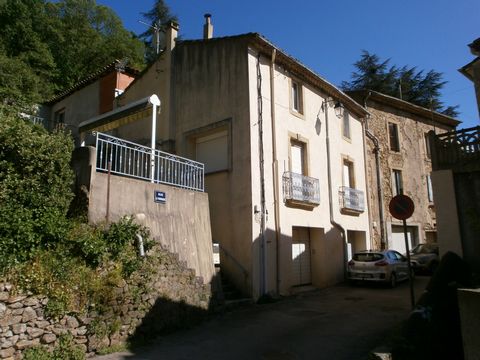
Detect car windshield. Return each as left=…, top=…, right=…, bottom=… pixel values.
left=353, top=253, right=384, bottom=262
left=411, top=244, right=437, bottom=254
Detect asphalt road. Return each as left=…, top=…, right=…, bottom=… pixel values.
left=94, top=277, right=429, bottom=360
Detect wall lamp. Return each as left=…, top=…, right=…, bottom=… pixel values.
left=321, top=98, right=345, bottom=119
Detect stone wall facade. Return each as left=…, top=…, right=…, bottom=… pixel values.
left=0, top=248, right=212, bottom=359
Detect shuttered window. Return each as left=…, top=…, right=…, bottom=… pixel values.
left=195, top=130, right=228, bottom=173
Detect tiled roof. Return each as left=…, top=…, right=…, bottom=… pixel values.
left=44, top=60, right=139, bottom=105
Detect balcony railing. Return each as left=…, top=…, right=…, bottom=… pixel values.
left=282, top=171, right=320, bottom=205
left=430, top=126, right=480, bottom=171
left=339, top=186, right=365, bottom=213
left=95, top=132, right=204, bottom=192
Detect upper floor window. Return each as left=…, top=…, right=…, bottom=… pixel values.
left=427, top=174, right=434, bottom=203
left=291, top=80, right=303, bottom=114
left=424, top=133, right=431, bottom=159
left=343, top=159, right=355, bottom=189
left=195, top=130, right=229, bottom=174
left=342, top=111, right=351, bottom=139
left=392, top=169, right=403, bottom=196
left=290, top=140, right=306, bottom=175
left=54, top=108, right=65, bottom=131
left=388, top=122, right=400, bottom=152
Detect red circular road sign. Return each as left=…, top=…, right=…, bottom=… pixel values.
left=389, top=194, right=415, bottom=220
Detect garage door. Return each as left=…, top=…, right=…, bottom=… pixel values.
left=390, top=225, right=415, bottom=254
left=291, top=227, right=311, bottom=286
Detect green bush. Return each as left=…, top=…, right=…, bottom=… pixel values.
left=22, top=335, right=85, bottom=360
left=0, top=113, right=74, bottom=270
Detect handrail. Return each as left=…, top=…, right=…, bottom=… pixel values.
left=218, top=243, right=249, bottom=286
left=94, top=132, right=204, bottom=192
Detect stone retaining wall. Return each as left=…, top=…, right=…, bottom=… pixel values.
left=0, top=248, right=212, bottom=359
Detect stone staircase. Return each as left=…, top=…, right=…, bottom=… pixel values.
left=215, top=267, right=253, bottom=311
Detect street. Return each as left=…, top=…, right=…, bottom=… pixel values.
left=95, top=277, right=429, bottom=360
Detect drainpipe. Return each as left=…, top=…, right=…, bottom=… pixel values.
left=324, top=98, right=347, bottom=278
left=269, top=49, right=281, bottom=295
left=256, top=53, right=267, bottom=297
left=363, top=92, right=386, bottom=249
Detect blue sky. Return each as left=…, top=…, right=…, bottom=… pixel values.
left=99, top=0, right=479, bottom=129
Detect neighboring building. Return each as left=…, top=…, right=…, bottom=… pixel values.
left=459, top=38, right=480, bottom=119
left=348, top=90, right=459, bottom=254
left=104, top=19, right=371, bottom=299
left=429, top=125, right=480, bottom=278
left=41, top=59, right=138, bottom=146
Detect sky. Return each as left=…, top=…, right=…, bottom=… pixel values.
left=99, top=0, right=479, bottom=129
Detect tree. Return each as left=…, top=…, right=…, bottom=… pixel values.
left=341, top=51, right=459, bottom=117
left=139, top=0, right=178, bottom=63
left=0, top=0, right=145, bottom=108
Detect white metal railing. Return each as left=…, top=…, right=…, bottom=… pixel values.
left=95, top=132, right=204, bottom=192
left=283, top=171, right=320, bottom=205
left=339, top=186, right=365, bottom=212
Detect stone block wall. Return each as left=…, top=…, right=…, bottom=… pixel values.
left=0, top=247, right=212, bottom=359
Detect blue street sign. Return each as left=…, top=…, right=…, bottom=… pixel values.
left=154, top=190, right=166, bottom=204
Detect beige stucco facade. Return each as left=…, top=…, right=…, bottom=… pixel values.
left=113, top=25, right=371, bottom=298
left=348, top=91, right=458, bottom=253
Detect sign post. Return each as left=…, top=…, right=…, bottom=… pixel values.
left=389, top=194, right=415, bottom=309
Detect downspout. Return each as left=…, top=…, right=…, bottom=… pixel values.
left=363, top=91, right=386, bottom=249
left=324, top=99, right=347, bottom=278
left=256, top=53, right=267, bottom=297
left=269, top=49, right=281, bottom=295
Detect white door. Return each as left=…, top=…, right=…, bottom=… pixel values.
left=291, top=227, right=311, bottom=286
left=343, top=162, right=351, bottom=188
left=390, top=225, right=414, bottom=254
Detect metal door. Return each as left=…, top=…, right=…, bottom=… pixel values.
left=291, top=227, right=312, bottom=286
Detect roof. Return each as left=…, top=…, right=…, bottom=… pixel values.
left=459, top=57, right=480, bottom=82
left=44, top=60, right=139, bottom=105
left=346, top=90, right=461, bottom=128
left=177, top=33, right=369, bottom=119
left=468, top=38, right=480, bottom=56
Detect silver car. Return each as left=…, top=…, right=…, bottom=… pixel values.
left=347, top=250, right=410, bottom=287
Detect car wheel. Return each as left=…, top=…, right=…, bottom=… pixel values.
left=390, top=272, right=397, bottom=288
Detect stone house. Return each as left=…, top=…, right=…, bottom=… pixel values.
left=347, top=90, right=459, bottom=253
left=459, top=37, right=480, bottom=118
left=109, top=18, right=371, bottom=299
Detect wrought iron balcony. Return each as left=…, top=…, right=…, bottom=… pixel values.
left=339, top=186, right=365, bottom=213
left=283, top=171, right=320, bottom=206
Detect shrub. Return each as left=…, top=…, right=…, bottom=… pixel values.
left=0, top=113, right=74, bottom=270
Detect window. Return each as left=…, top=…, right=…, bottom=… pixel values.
left=54, top=108, right=65, bottom=130
left=342, top=111, right=351, bottom=139
left=195, top=130, right=229, bottom=173
left=290, top=140, right=306, bottom=175
left=388, top=122, right=400, bottom=152
left=291, top=80, right=303, bottom=114
left=343, top=159, right=355, bottom=188
left=424, top=133, right=431, bottom=159
left=392, top=169, right=403, bottom=196
left=427, top=174, right=433, bottom=202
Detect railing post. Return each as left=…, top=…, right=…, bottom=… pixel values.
left=151, top=103, right=157, bottom=183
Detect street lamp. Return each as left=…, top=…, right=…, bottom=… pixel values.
left=322, top=98, right=345, bottom=118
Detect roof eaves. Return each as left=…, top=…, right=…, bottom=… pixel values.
left=347, top=90, right=461, bottom=128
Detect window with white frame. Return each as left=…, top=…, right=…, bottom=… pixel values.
left=343, top=159, right=355, bottom=189
left=291, top=80, right=303, bottom=114
left=342, top=111, right=351, bottom=139
left=427, top=174, right=434, bottom=202
left=392, top=169, right=403, bottom=196
left=290, top=140, right=306, bottom=175
left=195, top=130, right=229, bottom=173
left=388, top=122, right=400, bottom=152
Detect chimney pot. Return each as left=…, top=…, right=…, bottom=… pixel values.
left=203, top=14, right=213, bottom=40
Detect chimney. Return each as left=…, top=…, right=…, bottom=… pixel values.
left=166, top=21, right=179, bottom=52
left=203, top=14, right=213, bottom=40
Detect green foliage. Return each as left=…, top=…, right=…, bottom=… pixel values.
left=22, top=335, right=85, bottom=360
left=0, top=0, right=145, bottom=108
left=341, top=50, right=459, bottom=117
left=0, top=113, right=74, bottom=269
left=7, top=217, right=152, bottom=318
left=140, top=0, right=178, bottom=63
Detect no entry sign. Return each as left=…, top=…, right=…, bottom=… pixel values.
left=389, top=194, right=414, bottom=220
